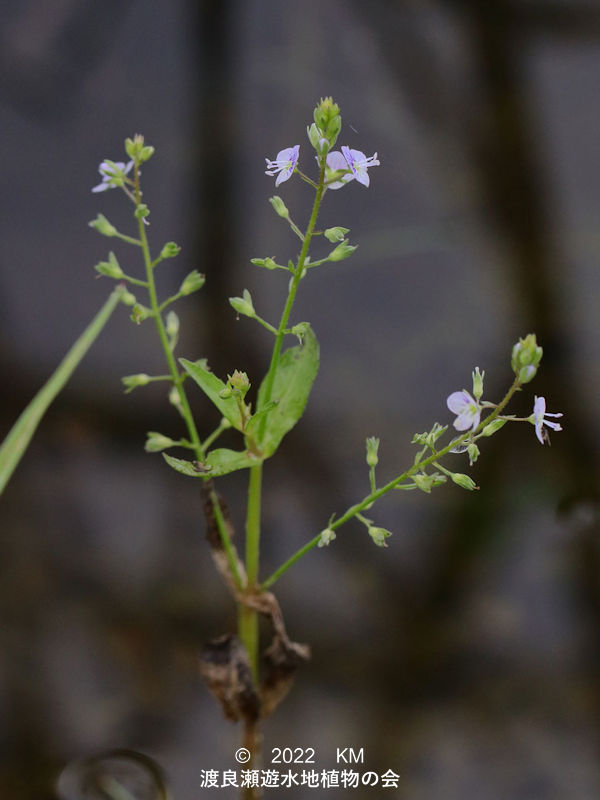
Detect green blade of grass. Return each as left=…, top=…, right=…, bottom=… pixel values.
left=0, top=284, right=125, bottom=496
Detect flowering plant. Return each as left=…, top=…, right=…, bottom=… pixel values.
left=0, top=99, right=562, bottom=799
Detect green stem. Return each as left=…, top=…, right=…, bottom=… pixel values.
left=131, top=165, right=238, bottom=587
left=261, top=377, right=522, bottom=590
left=238, top=162, right=328, bottom=678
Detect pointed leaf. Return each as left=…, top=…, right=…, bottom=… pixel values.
left=163, top=448, right=263, bottom=478
left=179, top=358, right=243, bottom=430
left=250, top=324, right=319, bottom=457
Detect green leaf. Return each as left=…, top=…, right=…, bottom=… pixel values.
left=179, top=358, right=243, bottom=430
left=250, top=324, right=319, bottom=457
left=163, top=448, right=263, bottom=478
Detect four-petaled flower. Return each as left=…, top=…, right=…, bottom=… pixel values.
left=265, top=145, right=300, bottom=186
left=91, top=160, right=134, bottom=193
left=531, top=396, right=563, bottom=444
left=340, top=146, right=380, bottom=187
left=447, top=390, right=481, bottom=431
left=324, top=150, right=354, bottom=190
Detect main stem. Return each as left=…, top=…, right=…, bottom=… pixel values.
left=238, top=165, right=327, bottom=684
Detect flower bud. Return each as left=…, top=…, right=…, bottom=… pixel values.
left=144, top=431, right=175, bottom=453
left=511, top=334, right=543, bottom=383
left=166, top=310, right=179, bottom=340
left=160, top=241, right=181, bottom=260
left=327, top=241, right=357, bottom=262
left=451, top=472, right=478, bottom=491
left=250, top=256, right=279, bottom=270
left=269, top=196, right=289, bottom=219
left=318, top=528, right=337, bottom=547
left=122, top=373, right=151, bottom=393
left=88, top=213, right=117, bottom=237
left=125, top=134, right=154, bottom=163
left=131, top=303, right=153, bottom=324
left=366, top=436, right=380, bottom=468
left=120, top=290, right=137, bottom=306
left=179, top=269, right=205, bottom=295
left=472, top=367, right=484, bottom=401
left=95, top=251, right=124, bottom=279
left=229, top=289, right=255, bottom=318
left=313, top=97, right=341, bottom=133
left=134, top=203, right=150, bottom=220
left=324, top=226, right=350, bottom=243
left=368, top=525, right=392, bottom=547
left=228, top=370, right=250, bottom=395
left=467, top=443, right=480, bottom=465
left=481, top=418, right=507, bottom=437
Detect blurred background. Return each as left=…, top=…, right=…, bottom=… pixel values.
left=1, top=1, right=600, bottom=798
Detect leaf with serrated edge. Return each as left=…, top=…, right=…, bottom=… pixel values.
left=250, top=324, right=319, bottom=457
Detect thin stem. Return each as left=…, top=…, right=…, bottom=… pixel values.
left=261, top=377, right=522, bottom=590
left=133, top=167, right=203, bottom=461
left=131, top=163, right=238, bottom=587
left=238, top=161, right=328, bottom=679
left=113, top=231, right=143, bottom=246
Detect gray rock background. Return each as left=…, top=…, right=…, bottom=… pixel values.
left=1, top=1, right=600, bottom=798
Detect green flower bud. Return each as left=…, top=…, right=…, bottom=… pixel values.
left=269, top=196, right=289, bottom=219
left=131, top=303, right=153, bottom=324
left=134, top=203, right=150, bottom=220
left=451, top=472, right=478, bottom=491
left=467, top=443, right=480, bottom=465
left=414, top=473, right=446, bottom=493
left=317, top=528, right=336, bottom=547
left=169, top=385, right=183, bottom=410
left=166, top=310, right=179, bottom=340
left=88, top=213, right=117, bottom=237
left=125, top=134, right=154, bottom=163
left=95, top=250, right=124, bottom=279
left=250, top=256, right=279, bottom=270
left=368, top=525, right=392, bottom=547
left=160, top=241, right=181, bottom=259
left=481, top=418, right=507, bottom=437
left=328, top=241, right=357, bottom=262
left=511, top=334, right=543, bottom=383
left=313, top=97, right=341, bottom=133
left=366, top=436, right=380, bottom=468
left=120, top=290, right=137, bottom=306
left=472, top=367, right=484, bottom=401
left=228, top=370, right=250, bottom=395
left=122, top=373, right=151, bottom=393
left=144, top=431, right=175, bottom=453
left=324, top=226, right=350, bottom=243
left=179, top=269, right=205, bottom=295
left=229, top=289, right=255, bottom=318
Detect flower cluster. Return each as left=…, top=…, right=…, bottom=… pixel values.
left=265, top=99, right=380, bottom=189
left=446, top=341, right=563, bottom=447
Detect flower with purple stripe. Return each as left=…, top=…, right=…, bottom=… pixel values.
left=340, top=146, right=380, bottom=187
left=92, top=160, right=134, bottom=193
left=265, top=145, right=300, bottom=186
left=447, top=390, right=481, bottom=432
left=531, top=396, right=563, bottom=444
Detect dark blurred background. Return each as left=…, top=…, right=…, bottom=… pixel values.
left=1, top=1, right=600, bottom=798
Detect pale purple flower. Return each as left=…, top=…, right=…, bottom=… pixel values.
left=447, top=390, right=481, bottom=432
left=340, top=146, right=380, bottom=187
left=531, top=396, right=563, bottom=444
left=265, top=145, right=300, bottom=186
left=91, top=160, right=134, bottom=193
left=325, top=150, right=353, bottom=190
